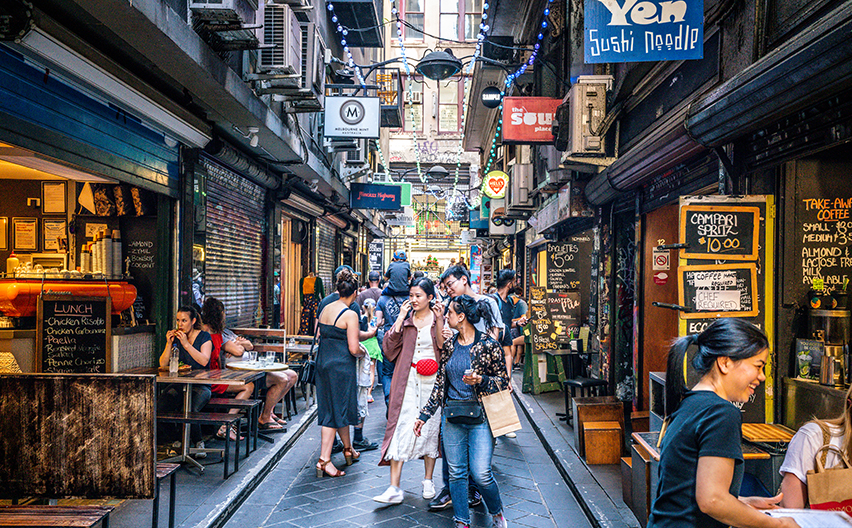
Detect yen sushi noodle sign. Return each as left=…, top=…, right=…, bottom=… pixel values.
left=584, top=0, right=704, bottom=63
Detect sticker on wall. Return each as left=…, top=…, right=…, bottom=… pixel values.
left=652, top=248, right=670, bottom=270
left=653, top=272, right=668, bottom=285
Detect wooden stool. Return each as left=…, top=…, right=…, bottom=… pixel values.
left=621, top=457, right=633, bottom=511
left=631, top=442, right=652, bottom=528
left=584, top=421, right=622, bottom=464
left=572, top=396, right=623, bottom=458
left=561, top=378, right=607, bottom=424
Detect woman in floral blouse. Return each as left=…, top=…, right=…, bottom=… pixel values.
left=413, top=295, right=509, bottom=528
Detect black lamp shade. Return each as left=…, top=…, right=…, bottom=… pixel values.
left=416, top=49, right=462, bottom=80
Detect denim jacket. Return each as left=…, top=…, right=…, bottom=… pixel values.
left=418, top=330, right=509, bottom=422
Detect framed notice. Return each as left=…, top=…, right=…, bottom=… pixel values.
left=42, top=181, right=67, bottom=214
left=0, top=217, right=7, bottom=251
left=13, top=218, right=38, bottom=251
left=678, top=263, right=759, bottom=319
left=43, top=219, right=67, bottom=252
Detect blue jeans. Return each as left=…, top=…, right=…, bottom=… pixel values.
left=442, top=414, right=503, bottom=524
left=381, top=355, right=395, bottom=408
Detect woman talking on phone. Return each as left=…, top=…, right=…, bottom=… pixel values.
left=648, top=318, right=799, bottom=528
left=413, top=295, right=509, bottom=528
left=374, top=277, right=445, bottom=505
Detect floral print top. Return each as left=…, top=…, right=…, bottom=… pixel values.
left=418, top=330, right=509, bottom=422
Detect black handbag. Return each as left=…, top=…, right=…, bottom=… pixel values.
left=298, top=326, right=320, bottom=386
left=444, top=399, right=484, bottom=425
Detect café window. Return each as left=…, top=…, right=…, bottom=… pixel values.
left=400, top=0, right=425, bottom=41
left=403, top=77, right=425, bottom=132
left=438, top=79, right=461, bottom=133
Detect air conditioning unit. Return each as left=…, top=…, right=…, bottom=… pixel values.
left=324, top=137, right=358, bottom=152
left=403, top=91, right=423, bottom=104
left=190, top=0, right=255, bottom=25
left=508, top=163, right=535, bottom=210
left=563, top=75, right=612, bottom=156
left=259, top=2, right=302, bottom=75
left=301, top=23, right=325, bottom=95
left=345, top=140, right=366, bottom=165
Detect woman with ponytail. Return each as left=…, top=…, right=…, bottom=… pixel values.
left=649, top=318, right=798, bottom=528
left=413, top=295, right=509, bottom=528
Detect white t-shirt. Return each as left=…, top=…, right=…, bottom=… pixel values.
left=779, top=422, right=846, bottom=484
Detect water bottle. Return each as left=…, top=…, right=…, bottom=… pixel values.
left=169, top=344, right=179, bottom=373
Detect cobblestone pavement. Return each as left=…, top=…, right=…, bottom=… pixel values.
left=224, top=386, right=591, bottom=528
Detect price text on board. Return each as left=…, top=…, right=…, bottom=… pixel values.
left=679, top=205, right=760, bottom=260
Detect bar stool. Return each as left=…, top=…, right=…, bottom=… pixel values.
left=562, top=377, right=607, bottom=424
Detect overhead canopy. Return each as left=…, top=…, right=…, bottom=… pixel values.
left=686, top=2, right=852, bottom=148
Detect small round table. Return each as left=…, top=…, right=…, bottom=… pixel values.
left=226, top=361, right=290, bottom=371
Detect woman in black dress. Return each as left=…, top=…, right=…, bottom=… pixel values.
left=315, top=268, right=365, bottom=478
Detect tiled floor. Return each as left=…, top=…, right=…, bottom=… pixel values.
left=224, top=385, right=591, bottom=528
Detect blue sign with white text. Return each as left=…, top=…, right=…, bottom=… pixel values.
left=584, top=0, right=704, bottom=63
left=350, top=183, right=402, bottom=211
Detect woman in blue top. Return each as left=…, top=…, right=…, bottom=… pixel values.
left=414, top=295, right=509, bottom=528
left=157, top=305, right=213, bottom=447
left=648, top=318, right=798, bottom=528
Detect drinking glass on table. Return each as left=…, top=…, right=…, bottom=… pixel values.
left=246, top=350, right=256, bottom=364
left=265, top=350, right=276, bottom=366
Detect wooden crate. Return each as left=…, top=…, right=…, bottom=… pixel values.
left=572, top=396, right=624, bottom=457
left=621, top=457, right=633, bottom=510
left=584, top=421, right=622, bottom=465
left=631, top=442, right=652, bottom=528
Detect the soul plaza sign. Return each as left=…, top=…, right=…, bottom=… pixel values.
left=584, top=0, right=703, bottom=63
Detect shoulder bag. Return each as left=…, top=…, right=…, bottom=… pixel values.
left=298, top=324, right=320, bottom=386
left=444, top=400, right=484, bottom=425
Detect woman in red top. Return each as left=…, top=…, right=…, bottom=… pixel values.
left=202, top=297, right=254, bottom=441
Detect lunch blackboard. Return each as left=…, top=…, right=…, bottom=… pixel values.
left=678, top=264, right=758, bottom=319
left=679, top=205, right=760, bottom=261
left=547, top=291, right=581, bottom=342
left=529, top=287, right=557, bottom=352
left=37, top=295, right=111, bottom=373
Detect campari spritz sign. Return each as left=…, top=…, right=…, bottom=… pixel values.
left=584, top=0, right=703, bottom=63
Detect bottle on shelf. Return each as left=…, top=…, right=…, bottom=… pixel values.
left=102, top=230, right=113, bottom=278
left=6, top=252, right=19, bottom=276
left=80, top=245, right=90, bottom=274
left=92, top=233, right=101, bottom=274
left=112, top=229, right=122, bottom=278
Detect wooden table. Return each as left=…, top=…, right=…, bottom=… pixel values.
left=124, top=367, right=264, bottom=472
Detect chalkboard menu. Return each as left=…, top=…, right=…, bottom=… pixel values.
left=678, top=264, right=758, bottom=319
left=679, top=205, right=760, bottom=260
left=121, top=216, right=157, bottom=322
left=547, top=291, right=581, bottom=342
left=529, top=287, right=557, bottom=352
left=37, top=295, right=111, bottom=373
left=797, top=196, right=852, bottom=292
left=546, top=231, right=593, bottom=323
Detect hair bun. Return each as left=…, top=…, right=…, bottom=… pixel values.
left=336, top=268, right=354, bottom=285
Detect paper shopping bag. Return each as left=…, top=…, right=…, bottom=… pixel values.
left=807, top=445, right=852, bottom=512
left=481, top=389, right=522, bottom=437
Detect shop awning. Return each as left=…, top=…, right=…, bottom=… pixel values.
left=686, top=2, right=852, bottom=148
left=585, top=104, right=705, bottom=205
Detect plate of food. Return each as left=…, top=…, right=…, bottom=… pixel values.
left=159, top=363, right=192, bottom=372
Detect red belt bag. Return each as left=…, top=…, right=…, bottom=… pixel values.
left=411, top=358, right=439, bottom=376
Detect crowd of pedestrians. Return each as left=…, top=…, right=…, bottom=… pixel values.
left=310, top=256, right=521, bottom=528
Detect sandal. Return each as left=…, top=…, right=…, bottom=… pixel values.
left=342, top=446, right=360, bottom=466
left=216, top=424, right=244, bottom=441
left=270, top=413, right=287, bottom=426
left=316, top=458, right=345, bottom=478
left=258, top=421, right=284, bottom=431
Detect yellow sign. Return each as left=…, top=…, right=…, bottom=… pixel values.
left=482, top=170, right=508, bottom=199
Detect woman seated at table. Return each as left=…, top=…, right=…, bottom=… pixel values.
left=202, top=298, right=297, bottom=432
left=778, top=383, right=852, bottom=508
left=158, top=305, right=213, bottom=446
left=201, top=297, right=254, bottom=441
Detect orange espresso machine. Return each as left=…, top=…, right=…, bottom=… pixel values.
left=0, top=279, right=137, bottom=319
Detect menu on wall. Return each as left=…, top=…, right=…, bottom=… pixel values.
left=546, top=231, right=593, bottom=323
left=37, top=295, right=111, bottom=373
left=529, top=286, right=557, bottom=352
left=679, top=205, right=760, bottom=261
left=798, top=197, right=852, bottom=292
left=547, top=291, right=581, bottom=342
left=678, top=264, right=758, bottom=318
left=121, top=217, right=157, bottom=322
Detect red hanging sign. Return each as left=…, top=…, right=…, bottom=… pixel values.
left=501, top=97, right=561, bottom=144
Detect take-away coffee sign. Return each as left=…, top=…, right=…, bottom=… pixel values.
left=584, top=0, right=704, bottom=63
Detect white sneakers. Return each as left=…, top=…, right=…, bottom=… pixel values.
left=422, top=479, right=436, bottom=499
left=373, top=485, right=404, bottom=504
left=505, top=432, right=517, bottom=438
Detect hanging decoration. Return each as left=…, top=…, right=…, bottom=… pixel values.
left=390, top=0, right=426, bottom=183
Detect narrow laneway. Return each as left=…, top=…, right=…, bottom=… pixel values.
left=224, top=387, right=590, bottom=528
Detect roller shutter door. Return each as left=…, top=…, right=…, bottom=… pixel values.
left=316, top=220, right=336, bottom=297
left=204, top=158, right=266, bottom=328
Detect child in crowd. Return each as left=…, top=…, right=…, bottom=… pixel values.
left=383, top=250, right=411, bottom=297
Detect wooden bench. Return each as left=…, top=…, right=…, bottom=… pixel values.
left=204, top=398, right=262, bottom=455
left=0, top=374, right=156, bottom=528
left=158, top=413, right=242, bottom=479
left=0, top=505, right=114, bottom=527
left=154, top=463, right=179, bottom=528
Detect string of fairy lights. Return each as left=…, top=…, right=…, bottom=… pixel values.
left=327, top=0, right=556, bottom=210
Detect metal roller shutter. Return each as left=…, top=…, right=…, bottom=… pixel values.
left=203, top=158, right=266, bottom=328
left=316, top=220, right=336, bottom=297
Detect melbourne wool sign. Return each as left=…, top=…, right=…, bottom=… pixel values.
left=584, top=0, right=704, bottom=63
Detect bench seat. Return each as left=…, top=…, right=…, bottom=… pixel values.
left=204, top=398, right=262, bottom=455
left=157, top=413, right=242, bottom=479
left=0, top=505, right=114, bottom=527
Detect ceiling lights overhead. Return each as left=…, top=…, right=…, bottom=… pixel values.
left=415, top=49, right=462, bottom=81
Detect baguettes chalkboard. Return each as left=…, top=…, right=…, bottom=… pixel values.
left=37, top=295, right=111, bottom=373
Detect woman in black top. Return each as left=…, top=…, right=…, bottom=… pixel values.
left=648, top=319, right=798, bottom=528
left=414, top=295, right=509, bottom=528
left=157, top=305, right=213, bottom=446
